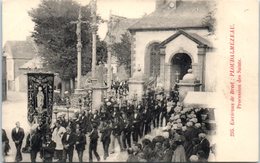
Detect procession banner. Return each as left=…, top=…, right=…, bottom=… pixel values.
left=27, top=73, right=54, bottom=125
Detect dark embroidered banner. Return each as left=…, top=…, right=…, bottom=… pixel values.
left=27, top=73, right=54, bottom=125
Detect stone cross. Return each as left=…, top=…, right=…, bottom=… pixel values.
left=91, top=0, right=98, bottom=79
left=71, top=7, right=88, bottom=90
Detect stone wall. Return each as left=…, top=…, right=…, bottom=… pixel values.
left=130, top=28, right=217, bottom=92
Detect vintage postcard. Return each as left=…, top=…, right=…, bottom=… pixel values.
left=2, top=0, right=259, bottom=162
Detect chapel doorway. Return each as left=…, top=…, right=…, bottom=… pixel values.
left=170, top=53, right=192, bottom=86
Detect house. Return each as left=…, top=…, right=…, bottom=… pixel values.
left=3, top=37, right=37, bottom=92
left=2, top=55, right=7, bottom=100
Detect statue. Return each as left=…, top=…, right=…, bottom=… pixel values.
left=95, top=61, right=107, bottom=87
left=36, top=86, right=44, bottom=113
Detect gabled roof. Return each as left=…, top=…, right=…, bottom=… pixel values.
left=129, top=0, right=213, bottom=31
left=19, top=56, right=43, bottom=70
left=4, top=39, right=36, bottom=59
left=159, top=30, right=211, bottom=47
left=104, top=15, right=139, bottom=43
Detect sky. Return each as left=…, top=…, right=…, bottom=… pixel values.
left=2, top=0, right=156, bottom=45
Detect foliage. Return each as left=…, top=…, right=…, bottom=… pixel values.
left=53, top=92, right=66, bottom=106
left=111, top=32, right=131, bottom=76
left=202, top=3, right=217, bottom=35
left=29, top=0, right=107, bottom=80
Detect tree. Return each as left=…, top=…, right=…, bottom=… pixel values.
left=202, top=2, right=217, bottom=35
left=29, top=0, right=107, bottom=96
left=112, top=32, right=131, bottom=76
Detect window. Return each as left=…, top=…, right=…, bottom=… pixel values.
left=150, top=43, right=160, bottom=77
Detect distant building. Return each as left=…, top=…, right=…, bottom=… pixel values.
left=2, top=55, right=7, bottom=101
left=3, top=37, right=61, bottom=92
left=3, top=37, right=37, bottom=91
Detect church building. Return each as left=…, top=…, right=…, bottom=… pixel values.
left=128, top=0, right=217, bottom=96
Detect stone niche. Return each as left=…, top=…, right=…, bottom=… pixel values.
left=176, top=69, right=201, bottom=102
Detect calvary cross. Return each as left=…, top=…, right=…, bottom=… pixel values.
left=70, top=7, right=88, bottom=90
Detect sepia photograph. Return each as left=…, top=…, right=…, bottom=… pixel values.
left=2, top=0, right=258, bottom=162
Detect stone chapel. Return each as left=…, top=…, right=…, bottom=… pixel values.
left=127, top=0, right=217, bottom=99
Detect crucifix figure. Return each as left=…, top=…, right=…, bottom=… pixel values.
left=71, top=7, right=88, bottom=90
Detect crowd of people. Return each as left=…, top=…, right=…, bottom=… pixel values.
left=2, top=86, right=215, bottom=162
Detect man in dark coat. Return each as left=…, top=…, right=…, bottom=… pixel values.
left=79, top=110, right=93, bottom=134
left=162, top=140, right=173, bottom=162
left=132, top=109, right=141, bottom=143
left=99, top=105, right=111, bottom=122
left=75, top=128, right=86, bottom=163
left=78, top=111, right=88, bottom=134
left=136, top=102, right=145, bottom=138
left=2, top=128, right=10, bottom=161
left=198, top=133, right=210, bottom=160
left=89, top=124, right=100, bottom=162
left=11, top=121, right=25, bottom=162
left=149, top=100, right=156, bottom=129
left=111, top=106, right=124, bottom=153
left=67, top=117, right=77, bottom=133
left=41, top=133, right=56, bottom=162
left=61, top=127, right=76, bottom=163
left=30, top=129, right=42, bottom=163
left=100, top=121, right=112, bottom=160
left=154, top=101, right=161, bottom=128
left=91, top=110, right=100, bottom=127
left=125, top=103, right=134, bottom=118
left=142, top=106, right=151, bottom=135
left=121, top=113, right=132, bottom=149
left=160, top=99, right=167, bottom=127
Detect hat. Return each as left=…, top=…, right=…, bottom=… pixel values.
left=106, top=102, right=111, bottom=106
left=189, top=155, right=199, bottom=162
left=186, top=121, right=193, bottom=127
left=177, top=123, right=183, bottom=128
left=180, top=115, right=186, bottom=119
left=195, top=123, right=201, bottom=128
left=172, top=124, right=178, bottom=129
left=191, top=118, right=198, bottom=123
left=169, top=117, right=174, bottom=122
left=198, top=133, right=206, bottom=138
left=174, top=115, right=180, bottom=120
left=174, top=106, right=182, bottom=113
left=182, top=126, right=187, bottom=131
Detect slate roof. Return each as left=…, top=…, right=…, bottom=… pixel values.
left=129, top=0, right=213, bottom=31
left=4, top=40, right=36, bottom=59
left=104, top=15, right=139, bottom=43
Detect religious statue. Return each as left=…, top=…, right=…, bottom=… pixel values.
left=95, top=61, right=107, bottom=87
left=36, top=86, right=44, bottom=112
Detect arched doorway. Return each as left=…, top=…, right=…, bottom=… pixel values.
left=170, top=53, right=192, bottom=86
